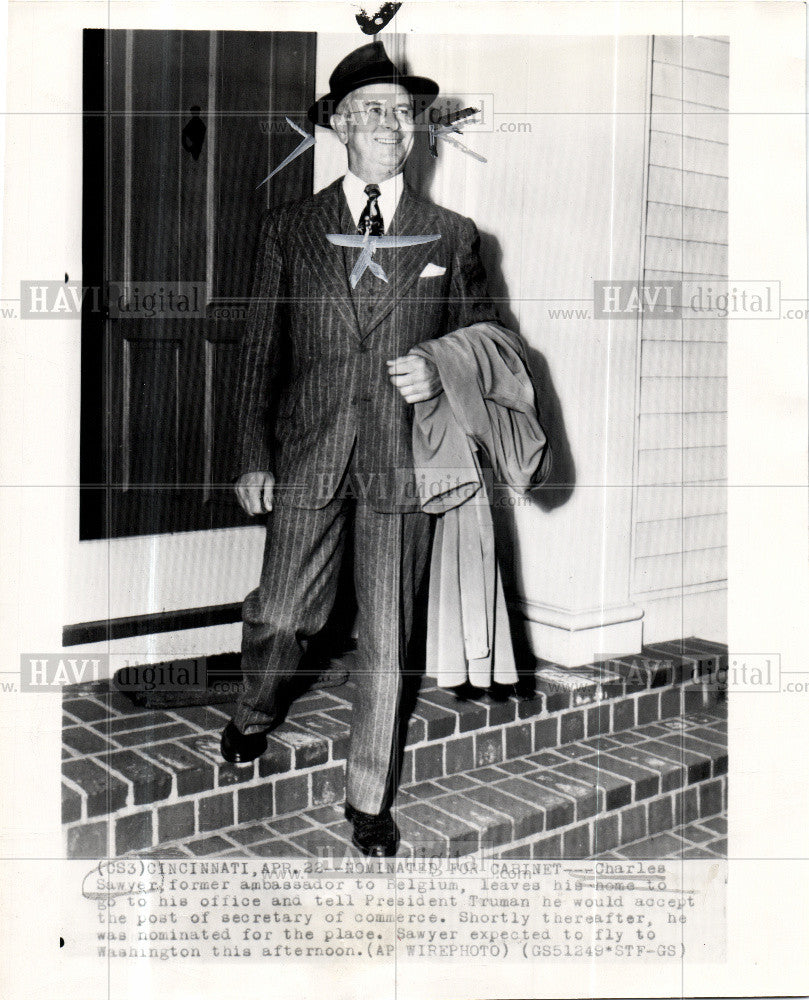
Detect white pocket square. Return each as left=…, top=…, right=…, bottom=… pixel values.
left=419, top=263, right=446, bottom=278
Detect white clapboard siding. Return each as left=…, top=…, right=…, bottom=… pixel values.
left=640, top=377, right=727, bottom=414
left=641, top=316, right=728, bottom=342
left=635, top=484, right=727, bottom=523
left=644, top=270, right=727, bottom=287
left=634, top=547, right=728, bottom=591
left=683, top=446, right=726, bottom=482
left=640, top=341, right=727, bottom=377
left=638, top=448, right=683, bottom=486
left=645, top=237, right=728, bottom=275
left=651, top=95, right=730, bottom=143
left=632, top=36, right=728, bottom=597
left=635, top=513, right=727, bottom=558
left=649, top=131, right=728, bottom=177
left=647, top=166, right=728, bottom=211
left=637, top=446, right=726, bottom=486
left=638, top=412, right=727, bottom=450
left=646, top=203, right=728, bottom=245
left=652, top=35, right=729, bottom=76
left=652, top=61, right=729, bottom=110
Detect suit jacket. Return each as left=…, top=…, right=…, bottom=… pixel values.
left=234, top=176, right=500, bottom=511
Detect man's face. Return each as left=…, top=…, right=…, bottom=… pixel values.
left=331, top=83, right=415, bottom=182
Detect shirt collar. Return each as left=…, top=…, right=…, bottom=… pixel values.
left=342, top=170, right=405, bottom=230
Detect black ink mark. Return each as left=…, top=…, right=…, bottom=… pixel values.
left=181, top=106, right=206, bottom=161
left=59, top=937, right=64, bottom=948
left=437, top=107, right=481, bottom=129
left=355, top=2, right=402, bottom=34
left=428, top=108, right=485, bottom=162
left=429, top=123, right=486, bottom=163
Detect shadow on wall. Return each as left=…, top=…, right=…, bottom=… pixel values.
left=403, top=108, right=576, bottom=514
left=477, top=227, right=576, bottom=514
left=477, top=226, right=576, bottom=684
left=480, top=225, right=576, bottom=698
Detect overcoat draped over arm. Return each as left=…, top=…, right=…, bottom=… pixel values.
left=410, top=322, right=551, bottom=688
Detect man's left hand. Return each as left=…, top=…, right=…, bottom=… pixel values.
left=387, top=354, right=442, bottom=404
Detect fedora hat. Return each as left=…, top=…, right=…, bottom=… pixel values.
left=307, top=42, right=439, bottom=128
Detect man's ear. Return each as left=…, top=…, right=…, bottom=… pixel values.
left=330, top=113, right=348, bottom=145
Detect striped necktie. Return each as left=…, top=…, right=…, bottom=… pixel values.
left=357, top=183, right=384, bottom=236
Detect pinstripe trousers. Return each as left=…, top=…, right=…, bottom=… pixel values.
left=233, top=474, right=433, bottom=815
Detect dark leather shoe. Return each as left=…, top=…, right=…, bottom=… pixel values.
left=220, top=720, right=267, bottom=764
left=345, top=803, right=400, bottom=857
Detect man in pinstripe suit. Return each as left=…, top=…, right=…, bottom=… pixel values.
left=221, top=43, right=500, bottom=856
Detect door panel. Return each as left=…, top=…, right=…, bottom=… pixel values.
left=81, top=29, right=316, bottom=538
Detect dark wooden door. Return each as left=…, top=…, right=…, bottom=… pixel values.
left=81, top=29, right=315, bottom=538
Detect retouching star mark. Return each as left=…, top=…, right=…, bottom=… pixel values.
left=256, top=118, right=315, bottom=190
left=326, top=233, right=441, bottom=288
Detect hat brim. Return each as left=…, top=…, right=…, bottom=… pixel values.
left=307, top=74, right=439, bottom=129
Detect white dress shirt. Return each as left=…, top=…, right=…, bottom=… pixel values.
left=342, top=170, right=404, bottom=232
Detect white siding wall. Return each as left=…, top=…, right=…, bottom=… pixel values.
left=632, top=36, right=728, bottom=640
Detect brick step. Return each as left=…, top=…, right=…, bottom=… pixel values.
left=392, top=711, right=727, bottom=860
left=63, top=638, right=726, bottom=857
left=590, top=812, right=727, bottom=861
left=116, top=706, right=727, bottom=860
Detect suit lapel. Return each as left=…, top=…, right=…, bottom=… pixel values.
left=362, top=186, right=440, bottom=337
left=338, top=195, right=363, bottom=333
left=295, top=179, right=359, bottom=335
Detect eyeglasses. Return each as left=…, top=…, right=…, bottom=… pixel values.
left=347, top=104, right=415, bottom=125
